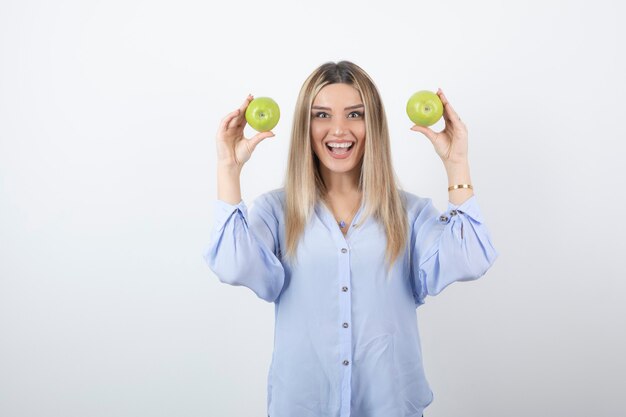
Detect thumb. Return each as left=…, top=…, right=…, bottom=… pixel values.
left=248, top=131, right=275, bottom=150
left=410, top=125, right=436, bottom=142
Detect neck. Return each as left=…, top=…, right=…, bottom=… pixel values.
left=320, top=165, right=361, bottom=197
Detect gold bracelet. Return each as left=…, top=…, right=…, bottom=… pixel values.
left=448, top=184, right=473, bottom=191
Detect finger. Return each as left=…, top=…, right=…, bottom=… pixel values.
left=233, top=94, right=255, bottom=128
left=437, top=88, right=460, bottom=124
left=248, top=131, right=275, bottom=151
left=410, top=124, right=437, bottom=142
left=438, top=89, right=453, bottom=126
left=220, top=109, right=241, bottom=132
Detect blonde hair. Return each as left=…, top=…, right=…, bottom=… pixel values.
left=281, top=60, right=409, bottom=276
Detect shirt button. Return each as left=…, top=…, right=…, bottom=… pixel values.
left=341, top=248, right=348, bottom=253
left=343, top=360, right=350, bottom=366
left=439, top=215, right=449, bottom=222
left=342, top=286, right=348, bottom=292
left=342, top=322, right=349, bottom=328
left=450, top=209, right=458, bottom=216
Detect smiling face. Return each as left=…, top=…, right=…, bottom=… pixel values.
left=310, top=83, right=366, bottom=179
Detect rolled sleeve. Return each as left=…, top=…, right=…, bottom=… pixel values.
left=411, top=195, right=498, bottom=306
left=203, top=195, right=285, bottom=303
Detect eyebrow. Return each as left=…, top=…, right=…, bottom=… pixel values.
left=311, top=104, right=365, bottom=111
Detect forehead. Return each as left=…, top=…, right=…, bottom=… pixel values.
left=312, top=83, right=362, bottom=106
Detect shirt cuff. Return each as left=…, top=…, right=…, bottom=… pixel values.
left=214, top=199, right=248, bottom=226
left=444, top=194, right=484, bottom=223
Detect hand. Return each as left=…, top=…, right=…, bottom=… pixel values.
left=410, top=88, right=468, bottom=165
left=216, top=94, right=275, bottom=170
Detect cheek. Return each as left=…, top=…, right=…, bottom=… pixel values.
left=354, top=123, right=366, bottom=154
left=310, top=123, right=326, bottom=141
left=354, top=123, right=366, bottom=140
left=310, top=126, right=324, bottom=155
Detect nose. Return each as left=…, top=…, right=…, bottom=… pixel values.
left=332, top=118, right=348, bottom=136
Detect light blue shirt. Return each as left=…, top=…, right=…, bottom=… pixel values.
left=204, top=188, right=498, bottom=417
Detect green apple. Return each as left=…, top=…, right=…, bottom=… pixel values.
left=406, top=90, right=443, bottom=127
left=245, top=97, right=280, bottom=132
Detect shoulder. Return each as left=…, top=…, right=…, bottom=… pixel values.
left=251, top=187, right=286, bottom=217
left=398, top=189, right=433, bottom=215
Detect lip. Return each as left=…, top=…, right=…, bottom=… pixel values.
left=325, top=142, right=355, bottom=160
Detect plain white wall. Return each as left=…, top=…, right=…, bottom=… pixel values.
left=1, top=0, right=624, bottom=416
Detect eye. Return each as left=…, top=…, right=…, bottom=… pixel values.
left=314, top=111, right=330, bottom=119
left=348, top=111, right=363, bottom=118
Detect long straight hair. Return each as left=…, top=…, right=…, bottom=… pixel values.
left=282, top=61, right=408, bottom=276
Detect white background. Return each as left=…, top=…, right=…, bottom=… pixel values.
left=1, top=0, right=624, bottom=416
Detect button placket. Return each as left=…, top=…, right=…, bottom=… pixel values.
left=337, top=243, right=352, bottom=395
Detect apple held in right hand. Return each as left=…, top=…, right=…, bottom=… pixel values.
left=245, top=97, right=280, bottom=132
left=406, top=90, right=443, bottom=127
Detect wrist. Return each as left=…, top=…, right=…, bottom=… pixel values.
left=443, top=158, right=469, bottom=170
left=218, top=161, right=243, bottom=175
left=444, top=161, right=473, bottom=205
left=444, top=161, right=471, bottom=180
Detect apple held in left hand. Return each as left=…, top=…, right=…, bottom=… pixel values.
left=410, top=88, right=468, bottom=165
left=406, top=90, right=443, bottom=127
left=245, top=97, right=280, bottom=132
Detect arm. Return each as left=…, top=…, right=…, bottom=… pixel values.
left=206, top=95, right=282, bottom=302
left=409, top=89, right=497, bottom=305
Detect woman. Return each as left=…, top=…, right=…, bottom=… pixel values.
left=205, top=61, right=498, bottom=417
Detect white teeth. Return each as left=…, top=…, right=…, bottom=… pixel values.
left=327, top=142, right=353, bottom=148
